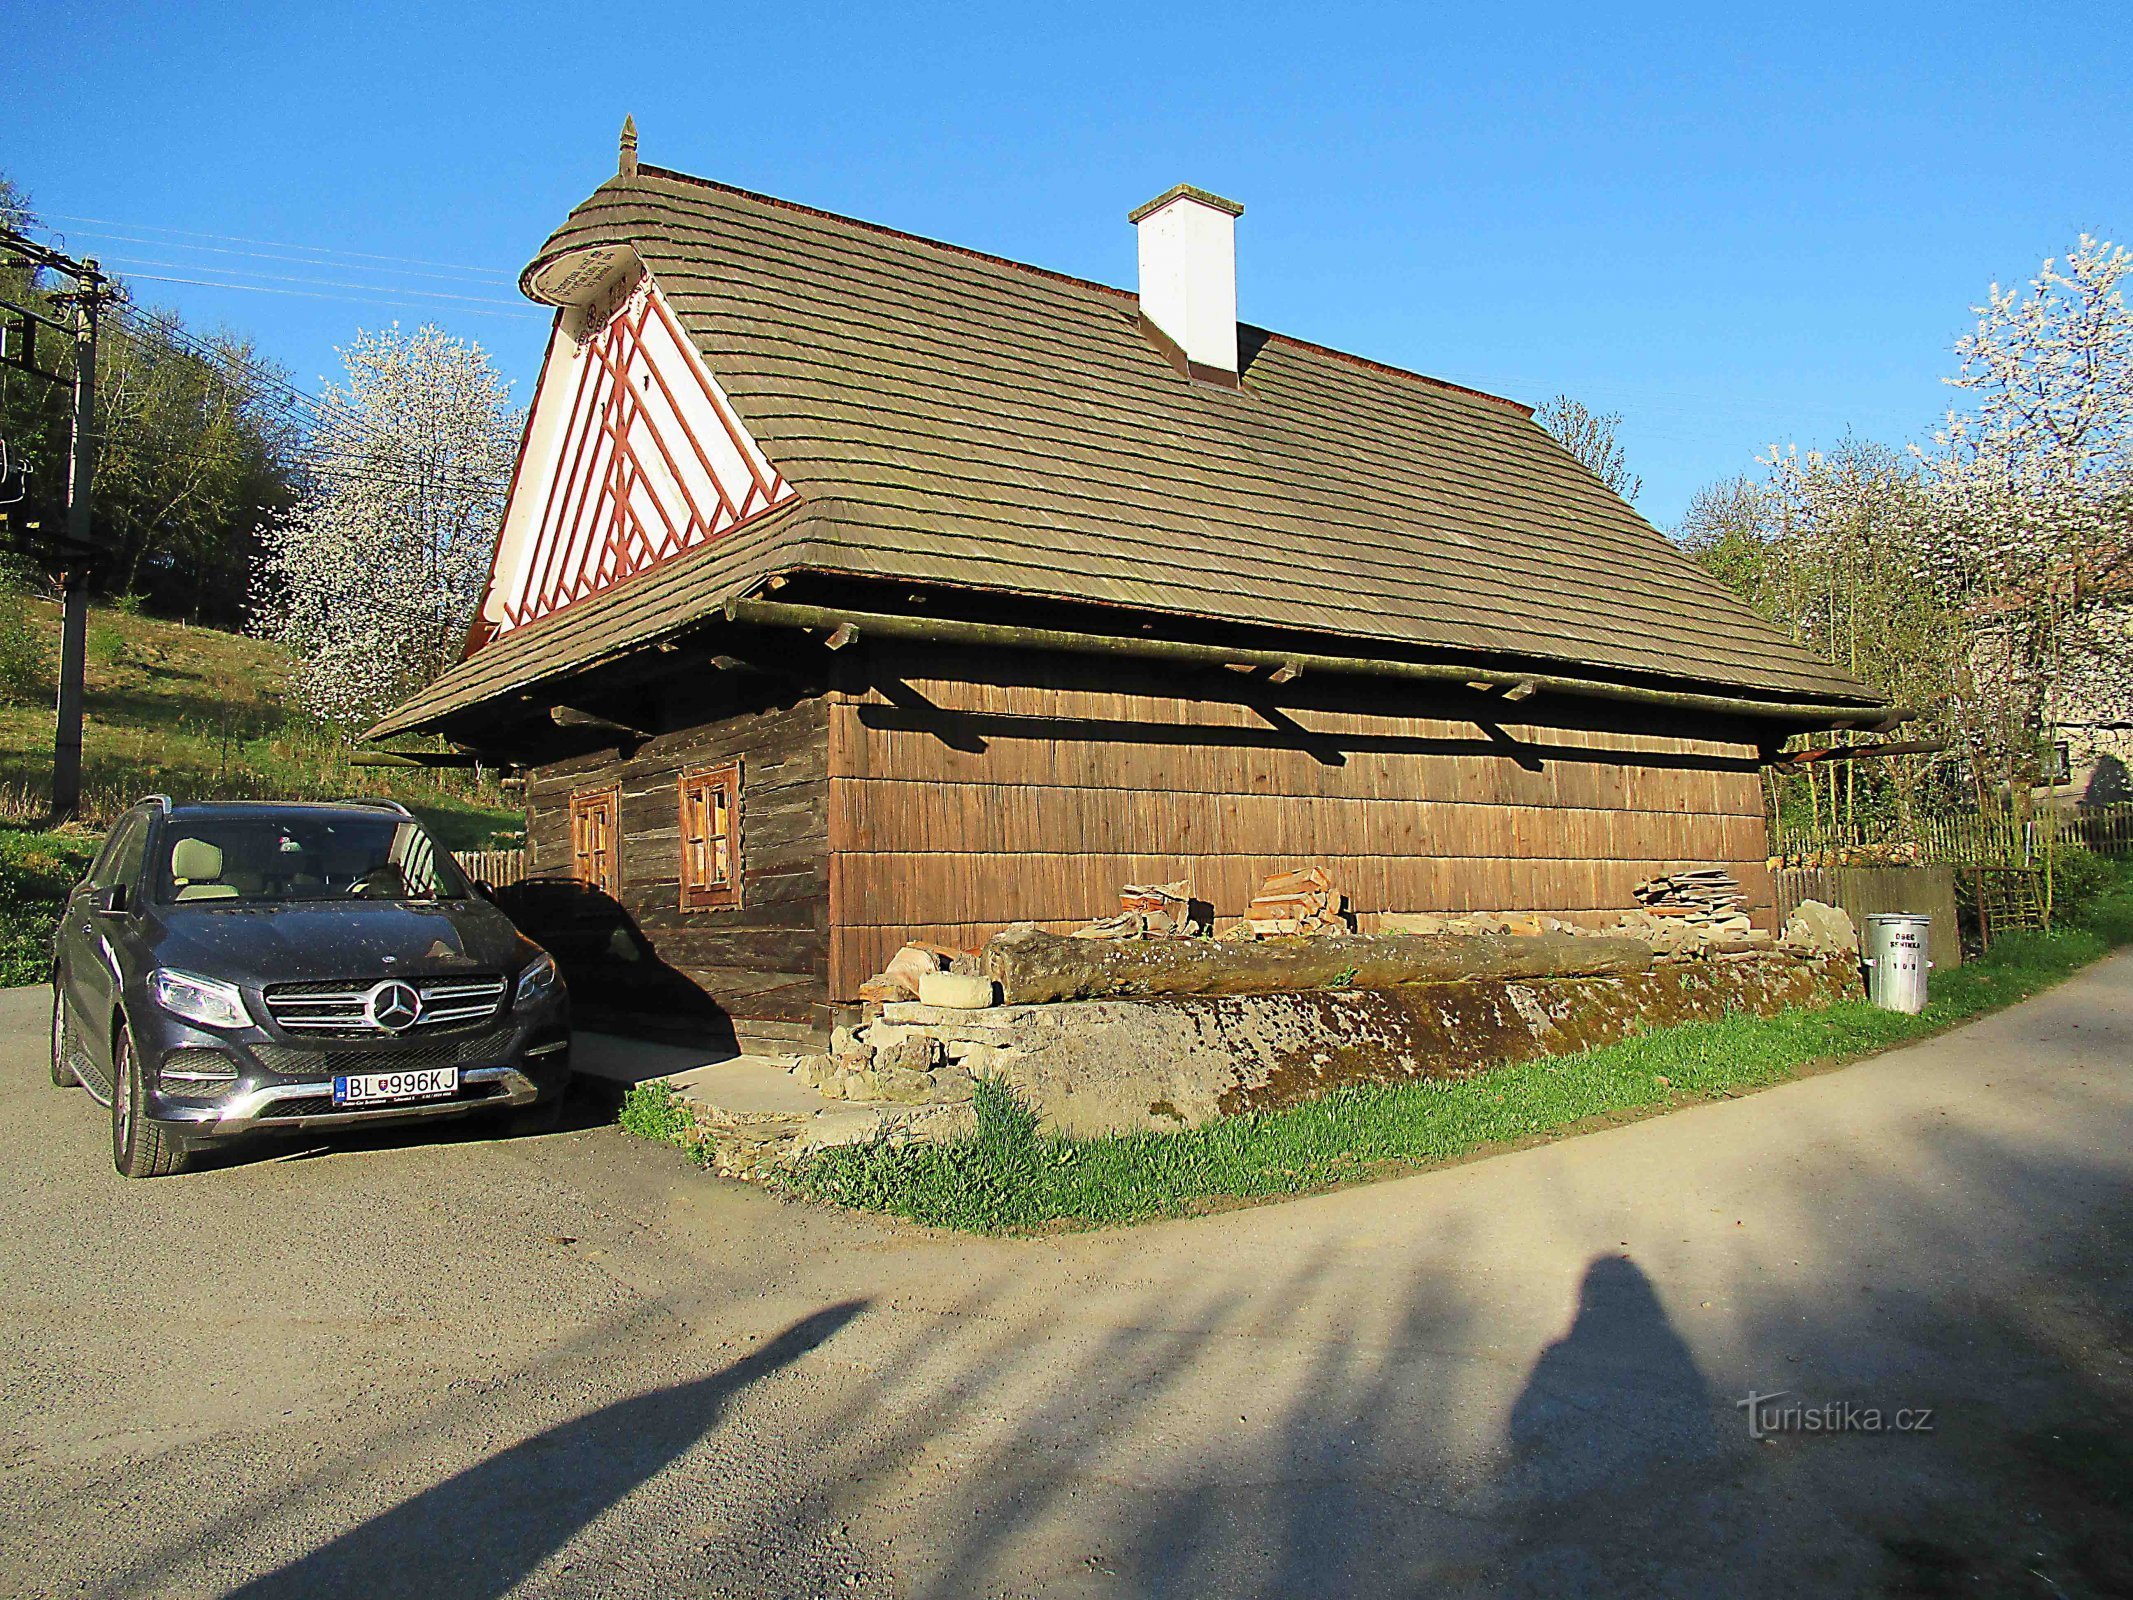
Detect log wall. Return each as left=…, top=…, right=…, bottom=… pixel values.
left=828, top=642, right=1773, bottom=997
left=521, top=679, right=830, bottom=1047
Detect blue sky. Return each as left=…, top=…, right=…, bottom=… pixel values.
left=5, top=1, right=2127, bottom=526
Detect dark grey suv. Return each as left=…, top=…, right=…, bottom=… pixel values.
left=50, top=797, right=571, bottom=1177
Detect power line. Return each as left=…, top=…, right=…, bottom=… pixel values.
left=54, top=226, right=515, bottom=288
left=43, top=211, right=513, bottom=277
left=96, top=254, right=528, bottom=308
left=106, top=303, right=521, bottom=496
left=120, top=269, right=543, bottom=320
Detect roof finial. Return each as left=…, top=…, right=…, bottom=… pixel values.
left=619, top=115, right=639, bottom=179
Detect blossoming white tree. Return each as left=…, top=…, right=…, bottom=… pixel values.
left=1680, top=440, right=1960, bottom=832
left=254, top=326, right=522, bottom=730
left=1919, top=236, right=2133, bottom=810
left=1534, top=393, right=1643, bottom=503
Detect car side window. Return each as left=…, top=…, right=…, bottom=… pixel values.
left=108, top=819, right=150, bottom=898
left=86, top=814, right=142, bottom=890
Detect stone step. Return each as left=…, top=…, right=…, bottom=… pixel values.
left=572, top=1030, right=974, bottom=1181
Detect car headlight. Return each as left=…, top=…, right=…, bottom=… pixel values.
left=514, top=953, right=559, bottom=1007
left=148, top=968, right=250, bottom=1030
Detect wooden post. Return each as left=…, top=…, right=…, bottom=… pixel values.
left=51, top=262, right=102, bottom=823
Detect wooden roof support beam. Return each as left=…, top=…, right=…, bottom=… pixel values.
left=352, top=750, right=488, bottom=769
left=1767, top=738, right=1947, bottom=768
left=552, top=704, right=650, bottom=740
left=723, top=596, right=1892, bottom=728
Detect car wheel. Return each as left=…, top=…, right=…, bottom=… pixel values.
left=110, top=1025, right=187, bottom=1179
left=49, top=981, right=79, bottom=1089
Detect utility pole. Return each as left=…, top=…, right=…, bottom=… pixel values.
left=1, top=230, right=113, bottom=822
left=52, top=260, right=105, bottom=820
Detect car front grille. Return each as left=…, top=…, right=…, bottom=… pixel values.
left=251, top=1023, right=519, bottom=1081
left=262, top=974, right=508, bottom=1034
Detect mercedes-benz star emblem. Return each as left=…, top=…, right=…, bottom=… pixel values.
left=367, top=980, right=422, bottom=1032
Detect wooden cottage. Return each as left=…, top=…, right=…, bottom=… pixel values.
left=371, top=137, right=1887, bottom=1050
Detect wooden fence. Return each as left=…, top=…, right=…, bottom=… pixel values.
left=1771, top=802, right=2133, bottom=869
left=1774, top=865, right=1962, bottom=969
left=454, top=847, right=527, bottom=888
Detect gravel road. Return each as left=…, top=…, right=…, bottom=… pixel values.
left=4, top=960, right=2131, bottom=1598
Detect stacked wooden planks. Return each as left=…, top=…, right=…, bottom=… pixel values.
left=1632, top=867, right=1751, bottom=936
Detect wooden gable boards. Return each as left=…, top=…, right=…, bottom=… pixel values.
left=481, top=269, right=794, bottom=639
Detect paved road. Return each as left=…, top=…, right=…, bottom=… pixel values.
left=4, top=959, right=2132, bottom=1599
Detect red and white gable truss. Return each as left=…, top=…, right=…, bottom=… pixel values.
left=475, top=265, right=793, bottom=644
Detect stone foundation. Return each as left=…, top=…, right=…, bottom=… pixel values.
left=815, top=950, right=1864, bottom=1138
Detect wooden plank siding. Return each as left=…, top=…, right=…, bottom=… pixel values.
left=827, top=642, right=1772, bottom=997
left=519, top=679, right=831, bottom=1047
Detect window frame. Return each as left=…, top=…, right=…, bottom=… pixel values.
left=568, top=784, right=622, bottom=898
left=678, top=761, right=743, bottom=912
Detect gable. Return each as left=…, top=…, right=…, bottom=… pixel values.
left=477, top=266, right=794, bottom=640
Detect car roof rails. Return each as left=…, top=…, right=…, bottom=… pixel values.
left=337, top=798, right=416, bottom=819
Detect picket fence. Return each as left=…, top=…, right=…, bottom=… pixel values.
left=1770, top=802, right=2133, bottom=869
left=453, top=847, right=528, bottom=888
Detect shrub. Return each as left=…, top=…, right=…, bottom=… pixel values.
left=86, top=620, right=131, bottom=668
left=2048, top=847, right=2119, bottom=919
left=617, top=1079, right=694, bottom=1144
left=0, top=827, right=98, bottom=986
left=0, top=564, right=47, bottom=703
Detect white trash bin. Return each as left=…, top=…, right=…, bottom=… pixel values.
left=1863, top=913, right=1933, bottom=1014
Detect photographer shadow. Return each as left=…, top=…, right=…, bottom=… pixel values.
left=1497, top=1254, right=1725, bottom=1593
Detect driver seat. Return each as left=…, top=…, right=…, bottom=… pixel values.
left=170, top=839, right=239, bottom=902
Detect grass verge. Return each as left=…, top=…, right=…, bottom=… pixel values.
left=617, top=1079, right=694, bottom=1144
left=781, top=871, right=2133, bottom=1235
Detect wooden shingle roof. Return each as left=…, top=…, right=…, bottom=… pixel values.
left=374, top=165, right=1876, bottom=738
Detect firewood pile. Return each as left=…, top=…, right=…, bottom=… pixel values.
left=1224, top=866, right=1352, bottom=938
left=1630, top=868, right=1752, bottom=937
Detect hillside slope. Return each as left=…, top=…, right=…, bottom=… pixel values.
left=0, top=596, right=522, bottom=847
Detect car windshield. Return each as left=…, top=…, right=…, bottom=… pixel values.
left=151, top=815, right=472, bottom=905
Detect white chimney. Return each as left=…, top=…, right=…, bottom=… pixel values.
left=1129, top=184, right=1244, bottom=386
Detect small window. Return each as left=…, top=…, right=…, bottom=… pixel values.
left=679, top=762, right=741, bottom=911
left=569, top=785, right=621, bottom=898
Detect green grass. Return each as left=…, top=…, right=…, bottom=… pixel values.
left=0, top=825, right=100, bottom=986
left=784, top=869, right=2133, bottom=1235
left=617, top=1079, right=695, bottom=1144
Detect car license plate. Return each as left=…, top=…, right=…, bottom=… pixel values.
left=333, top=1067, right=458, bottom=1106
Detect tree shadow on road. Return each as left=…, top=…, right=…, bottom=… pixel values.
left=221, top=1300, right=866, bottom=1600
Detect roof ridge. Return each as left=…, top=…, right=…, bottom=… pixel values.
left=629, top=163, right=1532, bottom=417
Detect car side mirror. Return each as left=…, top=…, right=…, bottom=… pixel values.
left=93, top=882, right=129, bottom=916
left=468, top=879, right=494, bottom=901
